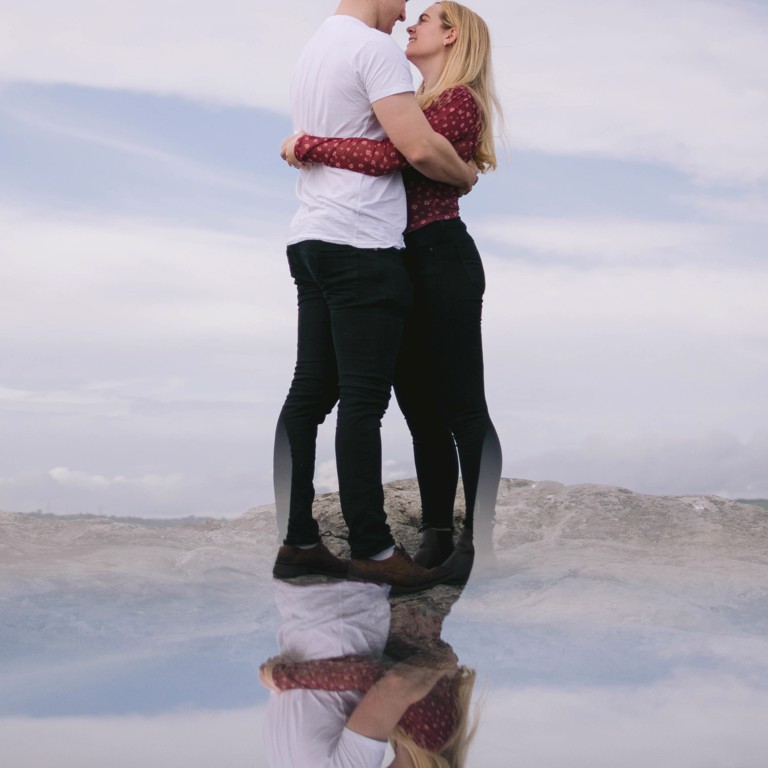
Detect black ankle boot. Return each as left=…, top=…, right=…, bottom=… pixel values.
left=440, top=527, right=475, bottom=585
left=412, top=528, right=455, bottom=568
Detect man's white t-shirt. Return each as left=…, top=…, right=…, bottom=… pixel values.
left=263, top=580, right=392, bottom=768
left=288, top=15, right=414, bottom=249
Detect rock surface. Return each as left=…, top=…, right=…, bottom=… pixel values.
left=310, top=478, right=768, bottom=652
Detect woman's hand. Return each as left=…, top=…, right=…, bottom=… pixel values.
left=280, top=131, right=307, bottom=169
left=259, top=656, right=283, bottom=692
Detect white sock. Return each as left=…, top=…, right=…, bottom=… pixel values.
left=298, top=543, right=319, bottom=550
left=369, top=545, right=395, bottom=561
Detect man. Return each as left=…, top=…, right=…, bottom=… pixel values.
left=273, top=0, right=477, bottom=592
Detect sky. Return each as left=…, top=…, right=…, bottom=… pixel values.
left=1, top=0, right=768, bottom=518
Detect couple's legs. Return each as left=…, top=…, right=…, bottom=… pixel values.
left=395, top=220, right=502, bottom=545
left=275, top=241, right=412, bottom=559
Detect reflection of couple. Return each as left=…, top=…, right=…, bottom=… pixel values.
left=261, top=580, right=476, bottom=767
left=273, top=0, right=502, bottom=594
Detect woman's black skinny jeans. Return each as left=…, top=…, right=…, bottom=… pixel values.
left=394, top=218, right=502, bottom=543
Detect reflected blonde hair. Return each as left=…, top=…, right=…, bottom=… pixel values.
left=389, top=667, right=479, bottom=768
left=416, top=1, right=502, bottom=171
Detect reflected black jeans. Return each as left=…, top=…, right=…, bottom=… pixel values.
left=395, top=219, right=502, bottom=544
left=274, top=240, right=412, bottom=558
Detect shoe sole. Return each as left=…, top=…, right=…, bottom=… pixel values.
left=349, top=570, right=452, bottom=595
left=273, top=563, right=348, bottom=580
left=440, top=574, right=470, bottom=587
left=390, top=574, right=453, bottom=595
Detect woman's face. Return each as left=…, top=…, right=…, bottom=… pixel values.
left=405, top=4, right=453, bottom=61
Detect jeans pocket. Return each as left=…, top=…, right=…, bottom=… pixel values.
left=456, top=242, right=486, bottom=292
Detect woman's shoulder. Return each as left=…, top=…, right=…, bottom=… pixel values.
left=443, top=84, right=476, bottom=101
left=435, top=84, right=479, bottom=113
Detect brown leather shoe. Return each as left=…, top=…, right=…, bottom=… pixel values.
left=349, top=545, right=451, bottom=595
left=272, top=542, right=349, bottom=580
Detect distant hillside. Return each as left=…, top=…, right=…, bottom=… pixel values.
left=737, top=499, right=768, bottom=510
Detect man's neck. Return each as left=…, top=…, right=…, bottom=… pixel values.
left=335, top=0, right=377, bottom=29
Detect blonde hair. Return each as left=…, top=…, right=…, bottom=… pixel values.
left=416, top=1, right=502, bottom=171
left=389, top=667, right=479, bottom=768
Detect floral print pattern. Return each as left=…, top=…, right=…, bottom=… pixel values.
left=294, top=86, right=481, bottom=233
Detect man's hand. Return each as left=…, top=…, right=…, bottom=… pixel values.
left=346, top=655, right=457, bottom=742
left=388, top=665, right=452, bottom=705
left=280, top=131, right=307, bottom=169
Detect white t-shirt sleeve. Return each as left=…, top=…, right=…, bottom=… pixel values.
left=331, top=727, right=388, bottom=768
left=355, top=33, right=414, bottom=104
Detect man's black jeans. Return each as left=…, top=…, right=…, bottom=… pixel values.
left=274, top=240, right=412, bottom=559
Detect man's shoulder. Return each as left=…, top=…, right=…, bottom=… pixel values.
left=313, top=15, right=403, bottom=56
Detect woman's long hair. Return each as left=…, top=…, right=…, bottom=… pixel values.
left=416, top=1, right=502, bottom=171
left=389, top=667, right=479, bottom=768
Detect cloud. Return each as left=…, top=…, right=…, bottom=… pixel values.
left=313, top=458, right=420, bottom=494
left=0, top=708, right=269, bottom=768
left=472, top=247, right=768, bottom=495
left=2, top=676, right=767, bottom=768
left=2, top=204, right=768, bottom=513
left=49, top=467, right=112, bottom=490
left=2, top=0, right=767, bottom=512
left=3, top=0, right=768, bottom=182
left=0, top=1, right=327, bottom=113
left=0, top=461, right=262, bottom=518
left=0, top=386, right=109, bottom=413
left=0, top=467, right=205, bottom=517
left=0, top=200, right=299, bottom=516
left=495, top=0, right=768, bottom=183
left=472, top=674, right=768, bottom=767
left=313, top=460, right=339, bottom=494
left=0, top=205, right=296, bottom=351
left=49, top=467, right=184, bottom=493
left=478, top=249, right=768, bottom=340
left=680, top=192, right=768, bottom=224
left=5, top=104, right=273, bottom=195
left=474, top=215, right=724, bottom=265
left=509, top=431, right=768, bottom=498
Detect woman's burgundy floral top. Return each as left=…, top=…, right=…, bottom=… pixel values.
left=294, top=85, right=481, bottom=233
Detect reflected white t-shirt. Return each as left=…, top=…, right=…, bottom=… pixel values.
left=288, top=15, right=414, bottom=249
left=263, top=580, right=392, bottom=768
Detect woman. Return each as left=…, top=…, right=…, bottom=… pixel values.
left=284, top=2, right=503, bottom=578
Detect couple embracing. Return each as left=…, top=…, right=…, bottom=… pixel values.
left=273, top=0, right=503, bottom=594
